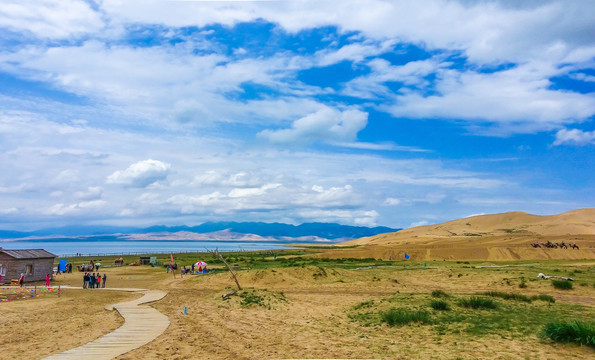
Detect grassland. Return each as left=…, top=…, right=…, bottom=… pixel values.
left=1, top=249, right=594, bottom=359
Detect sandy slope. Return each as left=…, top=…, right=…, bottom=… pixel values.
left=331, top=209, right=595, bottom=261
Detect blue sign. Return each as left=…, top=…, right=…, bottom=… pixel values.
left=58, top=259, right=67, bottom=272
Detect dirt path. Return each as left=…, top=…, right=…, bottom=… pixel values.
left=44, top=288, right=169, bottom=360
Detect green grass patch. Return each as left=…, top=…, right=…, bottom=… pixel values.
left=382, top=308, right=432, bottom=326
left=353, top=299, right=375, bottom=310
left=238, top=289, right=288, bottom=309
left=552, top=280, right=573, bottom=290
left=531, top=294, right=556, bottom=303
left=431, top=290, right=449, bottom=298
left=480, top=291, right=531, bottom=302
left=458, top=297, right=498, bottom=309
left=541, top=321, right=595, bottom=348
left=430, top=300, right=450, bottom=311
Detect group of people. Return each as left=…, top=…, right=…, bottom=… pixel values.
left=83, top=272, right=106, bottom=289
left=531, top=241, right=579, bottom=249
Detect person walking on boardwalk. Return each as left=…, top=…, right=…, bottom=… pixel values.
left=45, top=274, right=51, bottom=287
left=97, top=274, right=101, bottom=288
left=19, top=273, right=25, bottom=287
left=102, top=273, right=107, bottom=288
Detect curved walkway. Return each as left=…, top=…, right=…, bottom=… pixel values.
left=45, top=288, right=170, bottom=360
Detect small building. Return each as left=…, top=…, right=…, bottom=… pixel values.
left=0, top=248, right=56, bottom=283
left=139, top=256, right=151, bottom=265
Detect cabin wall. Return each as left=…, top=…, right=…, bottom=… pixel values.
left=0, top=254, right=54, bottom=283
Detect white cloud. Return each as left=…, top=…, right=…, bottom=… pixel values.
left=228, top=183, right=281, bottom=198
left=410, top=220, right=429, bottom=227
left=297, top=209, right=379, bottom=227
left=74, top=186, right=103, bottom=201
left=382, top=63, right=595, bottom=131
left=0, top=0, right=103, bottom=39
left=107, top=159, right=171, bottom=188
left=383, top=198, right=401, bottom=206
left=47, top=200, right=107, bottom=216
left=553, top=128, right=595, bottom=146
left=258, top=107, right=368, bottom=144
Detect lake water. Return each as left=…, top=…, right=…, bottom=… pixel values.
left=0, top=239, right=293, bottom=257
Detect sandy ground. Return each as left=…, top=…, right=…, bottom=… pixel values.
left=1, top=260, right=593, bottom=360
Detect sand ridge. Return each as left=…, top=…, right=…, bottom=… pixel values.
left=331, top=209, right=595, bottom=261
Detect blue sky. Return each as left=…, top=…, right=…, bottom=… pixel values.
left=0, top=0, right=593, bottom=231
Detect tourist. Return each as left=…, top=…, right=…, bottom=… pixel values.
left=83, top=273, right=89, bottom=289
left=45, top=274, right=51, bottom=287
left=90, top=273, right=96, bottom=288
left=19, top=273, right=25, bottom=287
left=102, top=273, right=107, bottom=288
left=96, top=274, right=101, bottom=288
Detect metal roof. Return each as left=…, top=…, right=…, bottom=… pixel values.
left=0, top=249, right=56, bottom=259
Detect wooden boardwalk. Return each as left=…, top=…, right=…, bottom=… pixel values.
left=45, top=289, right=169, bottom=360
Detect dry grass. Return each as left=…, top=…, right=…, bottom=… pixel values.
left=1, top=257, right=594, bottom=359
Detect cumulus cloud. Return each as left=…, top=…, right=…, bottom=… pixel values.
left=107, top=159, right=171, bottom=188
left=258, top=108, right=368, bottom=144
left=553, top=128, right=595, bottom=146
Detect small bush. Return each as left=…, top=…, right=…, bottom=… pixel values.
left=531, top=294, right=556, bottom=303
left=430, top=300, right=450, bottom=311
left=541, top=321, right=595, bottom=348
left=382, top=308, right=432, bottom=326
left=519, top=278, right=527, bottom=288
left=552, top=280, right=573, bottom=290
left=431, top=290, right=449, bottom=298
left=481, top=291, right=531, bottom=302
left=458, top=297, right=498, bottom=309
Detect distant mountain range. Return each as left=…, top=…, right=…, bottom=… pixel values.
left=0, top=222, right=400, bottom=243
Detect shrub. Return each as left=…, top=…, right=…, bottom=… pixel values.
left=382, top=308, right=432, bottom=326
left=481, top=291, right=531, bottom=302
left=530, top=294, right=556, bottom=303
left=519, top=278, right=527, bottom=288
left=458, top=297, right=498, bottom=309
left=431, top=290, right=449, bottom=298
left=541, top=321, right=595, bottom=348
left=430, top=300, right=450, bottom=311
left=552, top=280, right=573, bottom=290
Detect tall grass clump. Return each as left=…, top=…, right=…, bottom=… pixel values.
left=458, top=297, right=498, bottom=310
left=481, top=291, right=531, bottom=302
left=552, top=280, right=573, bottom=290
left=531, top=294, right=556, bottom=303
left=430, top=300, right=450, bottom=311
left=381, top=308, right=432, bottom=326
left=541, top=321, right=595, bottom=348
left=431, top=290, right=449, bottom=298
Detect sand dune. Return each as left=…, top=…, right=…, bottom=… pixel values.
left=328, top=208, right=595, bottom=261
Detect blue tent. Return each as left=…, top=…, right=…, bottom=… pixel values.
left=58, top=259, right=68, bottom=272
